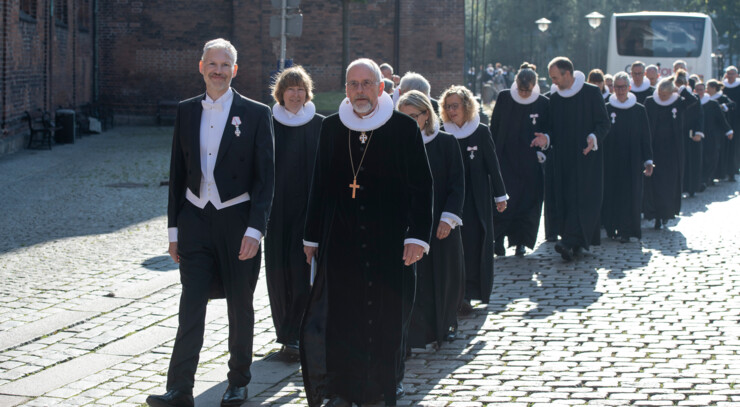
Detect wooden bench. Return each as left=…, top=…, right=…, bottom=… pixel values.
left=24, top=110, right=60, bottom=150
left=157, top=100, right=179, bottom=125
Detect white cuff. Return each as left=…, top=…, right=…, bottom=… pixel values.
left=727, top=130, right=734, bottom=136
left=644, top=160, right=654, bottom=167
left=694, top=132, right=705, bottom=139
left=404, top=238, right=430, bottom=254
left=303, top=240, right=319, bottom=248
left=168, top=227, right=178, bottom=243
left=542, top=134, right=551, bottom=150
left=721, top=104, right=729, bottom=112
left=494, top=194, right=509, bottom=203
left=440, top=212, right=463, bottom=228
left=536, top=151, right=547, bottom=163
left=245, top=227, right=263, bottom=241
left=587, top=133, right=598, bottom=151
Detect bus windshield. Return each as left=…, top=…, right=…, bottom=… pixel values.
left=616, top=16, right=705, bottom=58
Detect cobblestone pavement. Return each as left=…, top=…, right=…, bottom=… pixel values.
left=0, top=127, right=739, bottom=406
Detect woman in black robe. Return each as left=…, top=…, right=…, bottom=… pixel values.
left=265, top=66, right=323, bottom=356
left=397, top=90, right=465, bottom=347
left=439, top=85, right=508, bottom=312
left=643, top=77, right=698, bottom=229
left=603, top=72, right=654, bottom=242
left=490, top=63, right=549, bottom=256
left=710, top=79, right=737, bottom=183
left=698, top=80, right=734, bottom=188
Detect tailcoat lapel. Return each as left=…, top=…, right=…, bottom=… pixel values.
left=216, top=90, right=245, bottom=167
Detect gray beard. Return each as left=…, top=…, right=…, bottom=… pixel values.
left=352, top=101, right=373, bottom=114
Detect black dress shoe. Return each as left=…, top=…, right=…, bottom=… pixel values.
left=281, top=341, right=300, bottom=357
left=515, top=245, right=526, bottom=256
left=457, top=299, right=473, bottom=316
left=396, top=382, right=406, bottom=399
left=445, top=324, right=457, bottom=342
left=221, top=384, right=248, bottom=406
left=494, top=239, right=505, bottom=256
left=654, top=219, right=662, bottom=230
left=146, top=390, right=194, bottom=407
left=554, top=241, right=573, bottom=261
left=324, top=396, right=352, bottom=407
left=572, top=246, right=584, bottom=257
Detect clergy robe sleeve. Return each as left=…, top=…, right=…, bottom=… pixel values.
left=246, top=105, right=276, bottom=236
left=403, top=122, right=434, bottom=246
left=167, top=102, right=188, bottom=231
left=589, top=86, right=611, bottom=144
left=713, top=102, right=733, bottom=135
left=481, top=126, right=508, bottom=200
left=638, top=106, right=654, bottom=165
left=303, top=121, right=332, bottom=246
left=442, top=136, right=465, bottom=218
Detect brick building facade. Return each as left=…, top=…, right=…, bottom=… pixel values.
left=1, top=0, right=464, bottom=156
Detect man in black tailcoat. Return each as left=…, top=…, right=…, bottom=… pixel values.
left=147, top=38, right=275, bottom=407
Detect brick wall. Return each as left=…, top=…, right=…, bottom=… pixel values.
left=0, top=0, right=94, bottom=155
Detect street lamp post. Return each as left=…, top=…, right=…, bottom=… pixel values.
left=535, top=18, right=551, bottom=77
left=585, top=12, right=604, bottom=71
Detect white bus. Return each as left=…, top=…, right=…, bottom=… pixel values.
left=606, top=12, right=719, bottom=81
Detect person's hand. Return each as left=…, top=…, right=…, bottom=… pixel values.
left=691, top=134, right=702, bottom=142
left=436, top=221, right=452, bottom=240
left=729, top=132, right=734, bottom=140
left=238, top=236, right=259, bottom=260
left=530, top=132, right=549, bottom=149
left=169, top=242, right=179, bottom=263
left=304, top=246, right=318, bottom=265
left=496, top=200, right=507, bottom=213
left=403, top=243, right=425, bottom=266
left=644, top=163, right=655, bottom=177
left=583, top=136, right=595, bottom=155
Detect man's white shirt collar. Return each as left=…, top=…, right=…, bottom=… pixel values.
left=444, top=113, right=481, bottom=139
left=339, top=91, right=394, bottom=132
left=630, top=79, right=650, bottom=92
left=550, top=71, right=585, bottom=98
left=608, top=92, right=637, bottom=109
left=203, top=88, right=233, bottom=107
left=510, top=82, right=541, bottom=105
left=651, top=88, right=679, bottom=106
left=272, top=101, right=316, bottom=127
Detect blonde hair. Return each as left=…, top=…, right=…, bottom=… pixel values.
left=397, top=90, right=438, bottom=134
left=270, top=65, right=314, bottom=106
left=438, top=85, right=479, bottom=124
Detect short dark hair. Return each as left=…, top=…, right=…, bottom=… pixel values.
left=587, top=69, right=605, bottom=84
left=516, top=62, right=538, bottom=90
left=548, top=57, right=574, bottom=75
left=631, top=61, right=646, bottom=71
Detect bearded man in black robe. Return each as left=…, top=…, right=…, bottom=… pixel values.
left=300, top=58, right=433, bottom=407
left=546, top=57, right=610, bottom=261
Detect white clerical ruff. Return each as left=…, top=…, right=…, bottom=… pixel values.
left=630, top=79, right=650, bottom=92
left=723, top=79, right=740, bottom=89
left=443, top=113, right=481, bottom=140
left=710, top=91, right=724, bottom=101
left=339, top=91, right=394, bottom=132
left=272, top=101, right=316, bottom=127
left=608, top=93, right=637, bottom=110
left=699, top=94, right=711, bottom=105
left=510, top=82, right=541, bottom=105
left=421, top=122, right=440, bottom=144
left=550, top=71, right=586, bottom=98
left=651, top=88, right=680, bottom=106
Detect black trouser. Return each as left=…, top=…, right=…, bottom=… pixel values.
left=167, top=201, right=260, bottom=392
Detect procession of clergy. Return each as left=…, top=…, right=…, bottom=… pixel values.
left=148, top=38, right=739, bottom=407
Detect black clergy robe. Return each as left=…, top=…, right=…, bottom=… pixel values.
left=300, top=108, right=433, bottom=406
left=408, top=129, right=465, bottom=349
left=443, top=119, right=507, bottom=304
left=603, top=95, right=652, bottom=239
left=630, top=81, right=655, bottom=105
left=643, top=87, right=697, bottom=221
left=682, top=91, right=704, bottom=195
left=542, top=90, right=558, bottom=241
left=264, top=108, right=323, bottom=348
left=720, top=81, right=740, bottom=179
left=548, top=74, right=611, bottom=249
left=490, top=89, right=549, bottom=249
left=701, top=96, right=733, bottom=185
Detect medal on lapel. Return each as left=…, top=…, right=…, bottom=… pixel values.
left=232, top=116, right=242, bottom=136
left=467, top=145, right=478, bottom=160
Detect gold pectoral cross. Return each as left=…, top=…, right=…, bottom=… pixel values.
left=349, top=178, right=360, bottom=199
left=359, top=132, right=368, bottom=144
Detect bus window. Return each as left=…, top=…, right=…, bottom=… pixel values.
left=617, top=17, right=705, bottom=58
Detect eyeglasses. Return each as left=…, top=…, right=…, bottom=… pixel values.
left=346, top=80, right=379, bottom=90
left=613, top=85, right=629, bottom=90
left=444, top=103, right=461, bottom=111
left=407, top=110, right=427, bottom=120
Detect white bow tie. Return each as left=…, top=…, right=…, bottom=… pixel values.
left=201, top=100, right=223, bottom=112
